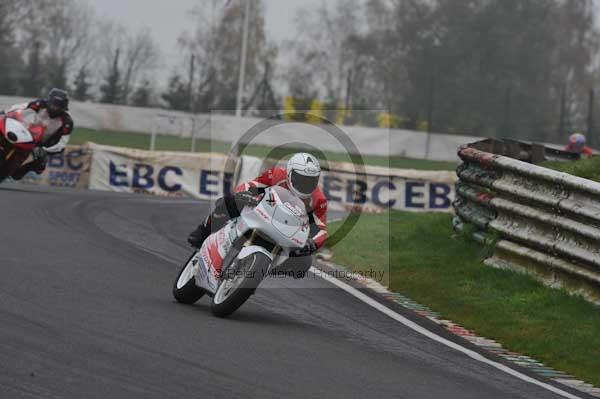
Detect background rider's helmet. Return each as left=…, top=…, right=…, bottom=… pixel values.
left=569, top=132, right=586, bottom=151
left=286, top=153, right=321, bottom=199
left=46, top=88, right=69, bottom=118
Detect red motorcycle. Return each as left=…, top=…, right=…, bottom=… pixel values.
left=0, top=111, right=45, bottom=182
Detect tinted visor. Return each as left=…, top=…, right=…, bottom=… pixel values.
left=47, top=96, right=68, bottom=116
left=47, top=103, right=63, bottom=116
left=291, top=170, right=319, bottom=196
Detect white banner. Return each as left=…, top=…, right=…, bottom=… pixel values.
left=89, top=143, right=236, bottom=199
left=19, top=144, right=91, bottom=189
left=238, top=157, right=457, bottom=213
left=236, top=155, right=265, bottom=188
left=321, top=162, right=457, bottom=213
left=85, top=143, right=456, bottom=212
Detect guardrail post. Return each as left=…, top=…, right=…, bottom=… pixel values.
left=190, top=116, right=197, bottom=153
left=150, top=123, right=157, bottom=152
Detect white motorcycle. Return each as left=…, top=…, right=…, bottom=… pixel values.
left=172, top=186, right=310, bottom=317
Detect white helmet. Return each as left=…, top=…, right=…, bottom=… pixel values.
left=286, top=153, right=321, bottom=199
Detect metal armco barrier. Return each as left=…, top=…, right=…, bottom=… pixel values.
left=454, top=144, right=600, bottom=304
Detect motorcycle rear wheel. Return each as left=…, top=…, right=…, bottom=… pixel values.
left=172, top=252, right=206, bottom=304
left=210, top=252, right=271, bottom=318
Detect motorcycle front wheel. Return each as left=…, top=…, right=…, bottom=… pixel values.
left=210, top=252, right=271, bottom=318
left=172, top=251, right=206, bottom=304
left=0, top=153, right=21, bottom=183
left=0, top=154, right=9, bottom=183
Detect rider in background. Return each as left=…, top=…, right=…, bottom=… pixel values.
left=188, top=152, right=327, bottom=278
left=565, top=133, right=593, bottom=158
left=7, top=88, right=74, bottom=180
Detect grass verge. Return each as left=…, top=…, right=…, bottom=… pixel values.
left=70, top=127, right=458, bottom=171
left=543, top=156, right=600, bottom=183
left=327, top=211, right=600, bottom=386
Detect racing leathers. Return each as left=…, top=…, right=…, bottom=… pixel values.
left=565, top=142, right=594, bottom=158
left=188, top=166, right=328, bottom=278
left=8, top=99, right=74, bottom=180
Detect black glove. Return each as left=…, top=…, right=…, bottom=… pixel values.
left=234, top=191, right=259, bottom=210
left=32, top=147, right=48, bottom=164
left=291, top=238, right=318, bottom=257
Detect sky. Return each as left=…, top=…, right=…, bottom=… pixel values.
left=89, top=0, right=321, bottom=83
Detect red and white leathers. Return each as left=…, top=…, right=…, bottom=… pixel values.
left=565, top=142, right=594, bottom=158
left=8, top=100, right=73, bottom=154
left=236, top=166, right=328, bottom=249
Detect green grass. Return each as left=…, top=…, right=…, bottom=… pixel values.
left=544, top=156, right=600, bottom=183
left=70, top=127, right=458, bottom=171
left=71, top=128, right=230, bottom=153
left=327, top=211, right=600, bottom=386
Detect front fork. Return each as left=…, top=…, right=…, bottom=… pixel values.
left=244, top=229, right=281, bottom=258
left=221, top=230, right=280, bottom=279
left=0, top=141, right=16, bottom=161
left=5, top=148, right=16, bottom=161
left=244, top=230, right=257, bottom=247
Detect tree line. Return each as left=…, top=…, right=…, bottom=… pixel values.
left=283, top=0, right=600, bottom=143
left=0, top=0, right=160, bottom=106
left=0, top=0, right=598, bottom=144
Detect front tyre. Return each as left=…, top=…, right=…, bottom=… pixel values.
left=172, top=252, right=205, bottom=304
left=210, top=252, right=271, bottom=318
left=0, top=154, right=9, bottom=183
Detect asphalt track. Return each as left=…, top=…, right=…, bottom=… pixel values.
left=0, top=184, right=592, bottom=399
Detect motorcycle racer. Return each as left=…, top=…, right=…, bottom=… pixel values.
left=7, top=88, right=74, bottom=180
left=565, top=132, right=593, bottom=158
left=188, top=153, right=327, bottom=278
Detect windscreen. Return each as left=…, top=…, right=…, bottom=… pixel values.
left=271, top=186, right=306, bottom=216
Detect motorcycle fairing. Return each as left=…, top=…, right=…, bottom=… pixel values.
left=193, top=220, right=241, bottom=293
left=192, top=186, right=310, bottom=294
left=6, top=107, right=60, bottom=144
left=241, top=186, right=309, bottom=249
left=4, top=118, right=33, bottom=144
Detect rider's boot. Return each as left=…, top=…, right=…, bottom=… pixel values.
left=188, top=192, right=254, bottom=248
left=11, top=152, right=47, bottom=181
left=187, top=216, right=212, bottom=248
left=187, top=207, right=232, bottom=248
left=11, top=162, right=37, bottom=181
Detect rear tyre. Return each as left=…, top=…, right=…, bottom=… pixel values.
left=210, top=252, right=271, bottom=318
left=172, top=252, right=205, bottom=304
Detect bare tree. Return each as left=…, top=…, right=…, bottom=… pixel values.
left=177, top=0, right=220, bottom=108
left=17, top=0, right=95, bottom=93
left=285, top=0, right=365, bottom=104
left=550, top=0, right=598, bottom=141
left=92, top=20, right=160, bottom=105
left=100, top=47, right=123, bottom=104
left=176, top=0, right=275, bottom=113
left=0, top=0, right=24, bottom=94
left=121, top=28, right=161, bottom=104
left=283, top=0, right=599, bottom=140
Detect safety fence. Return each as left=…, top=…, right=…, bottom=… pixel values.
left=0, top=95, right=481, bottom=162
left=17, top=143, right=458, bottom=214
left=454, top=144, right=600, bottom=303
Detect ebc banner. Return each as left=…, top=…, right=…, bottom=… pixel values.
left=321, top=162, right=457, bottom=213
left=20, top=144, right=92, bottom=189
left=89, top=144, right=235, bottom=199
